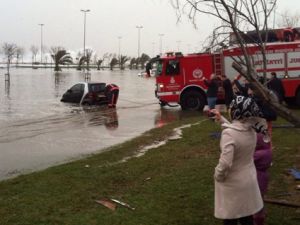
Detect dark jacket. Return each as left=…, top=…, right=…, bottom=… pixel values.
left=254, top=96, right=277, bottom=121
left=204, top=78, right=219, bottom=98
left=267, top=77, right=285, bottom=103
left=222, top=78, right=234, bottom=106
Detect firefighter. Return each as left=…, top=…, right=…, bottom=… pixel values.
left=105, top=84, right=119, bottom=108
left=145, top=62, right=152, bottom=77
left=267, top=72, right=285, bottom=104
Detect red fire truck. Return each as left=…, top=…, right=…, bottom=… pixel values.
left=154, top=31, right=300, bottom=110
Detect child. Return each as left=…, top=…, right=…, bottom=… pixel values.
left=253, top=133, right=272, bottom=225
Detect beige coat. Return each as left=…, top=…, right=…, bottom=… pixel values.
left=214, top=120, right=263, bottom=219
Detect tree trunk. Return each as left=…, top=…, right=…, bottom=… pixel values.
left=54, top=63, right=60, bottom=72
left=87, top=61, right=90, bottom=71
left=232, top=62, right=300, bottom=127
left=6, top=64, right=9, bottom=75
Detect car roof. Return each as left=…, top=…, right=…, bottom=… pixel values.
left=75, top=82, right=106, bottom=85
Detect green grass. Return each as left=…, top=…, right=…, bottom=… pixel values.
left=0, top=113, right=300, bottom=225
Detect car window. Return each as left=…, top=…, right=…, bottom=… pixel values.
left=70, top=84, right=84, bottom=93
left=89, top=83, right=106, bottom=92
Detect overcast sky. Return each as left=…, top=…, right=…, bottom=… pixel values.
left=0, top=0, right=299, bottom=59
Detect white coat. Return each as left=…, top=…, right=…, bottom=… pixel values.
left=214, top=120, right=263, bottom=219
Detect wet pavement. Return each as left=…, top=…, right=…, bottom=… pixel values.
left=0, top=68, right=189, bottom=180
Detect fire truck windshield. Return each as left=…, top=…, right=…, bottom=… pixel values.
left=166, top=60, right=180, bottom=75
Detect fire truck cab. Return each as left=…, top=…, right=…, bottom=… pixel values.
left=155, top=52, right=217, bottom=110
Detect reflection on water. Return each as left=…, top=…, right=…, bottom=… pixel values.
left=0, top=68, right=198, bottom=181
left=154, top=107, right=200, bottom=127
left=80, top=106, right=119, bottom=129
left=5, top=80, right=10, bottom=97
left=0, top=106, right=119, bottom=144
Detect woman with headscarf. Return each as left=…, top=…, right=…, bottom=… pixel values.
left=211, top=96, right=265, bottom=225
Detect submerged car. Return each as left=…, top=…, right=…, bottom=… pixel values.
left=61, top=82, right=109, bottom=105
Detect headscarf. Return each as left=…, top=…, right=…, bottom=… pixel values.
left=229, top=95, right=263, bottom=120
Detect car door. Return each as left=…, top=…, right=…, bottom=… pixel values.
left=66, top=83, right=85, bottom=103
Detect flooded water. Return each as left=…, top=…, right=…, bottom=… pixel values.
left=0, top=68, right=188, bottom=181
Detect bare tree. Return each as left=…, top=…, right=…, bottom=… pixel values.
left=15, top=46, right=25, bottom=67
left=30, top=45, right=39, bottom=64
left=1, top=43, right=17, bottom=75
left=173, top=0, right=300, bottom=126
left=277, top=9, right=300, bottom=27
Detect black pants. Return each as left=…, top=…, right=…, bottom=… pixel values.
left=223, top=215, right=253, bottom=225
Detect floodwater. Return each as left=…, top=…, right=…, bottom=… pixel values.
left=0, top=68, right=188, bottom=181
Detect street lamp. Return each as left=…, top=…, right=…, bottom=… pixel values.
left=118, top=36, right=122, bottom=60
left=80, top=9, right=90, bottom=59
left=136, top=26, right=143, bottom=59
left=269, top=1, right=277, bottom=28
left=38, top=23, right=44, bottom=63
left=273, top=2, right=277, bottom=28
left=159, top=34, right=164, bottom=55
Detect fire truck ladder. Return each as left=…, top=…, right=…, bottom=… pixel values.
left=213, top=53, right=222, bottom=76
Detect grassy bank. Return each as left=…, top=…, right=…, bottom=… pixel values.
left=0, top=113, right=300, bottom=225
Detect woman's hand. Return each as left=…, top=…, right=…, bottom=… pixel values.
left=210, top=109, right=221, bottom=122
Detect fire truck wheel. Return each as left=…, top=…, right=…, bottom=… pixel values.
left=159, top=101, right=167, bottom=107
left=180, top=90, right=205, bottom=111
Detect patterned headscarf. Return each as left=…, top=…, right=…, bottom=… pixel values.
left=229, top=95, right=263, bottom=120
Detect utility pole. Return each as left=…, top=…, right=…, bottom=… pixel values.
left=136, top=25, right=143, bottom=59
left=38, top=23, right=44, bottom=64
left=118, top=36, right=122, bottom=67
left=80, top=9, right=90, bottom=59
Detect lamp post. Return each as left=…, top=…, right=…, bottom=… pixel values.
left=118, top=36, right=122, bottom=60
left=269, top=1, right=277, bottom=28
left=80, top=9, right=90, bottom=59
left=273, top=2, right=277, bottom=29
left=38, top=23, right=44, bottom=63
left=136, top=26, right=143, bottom=59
